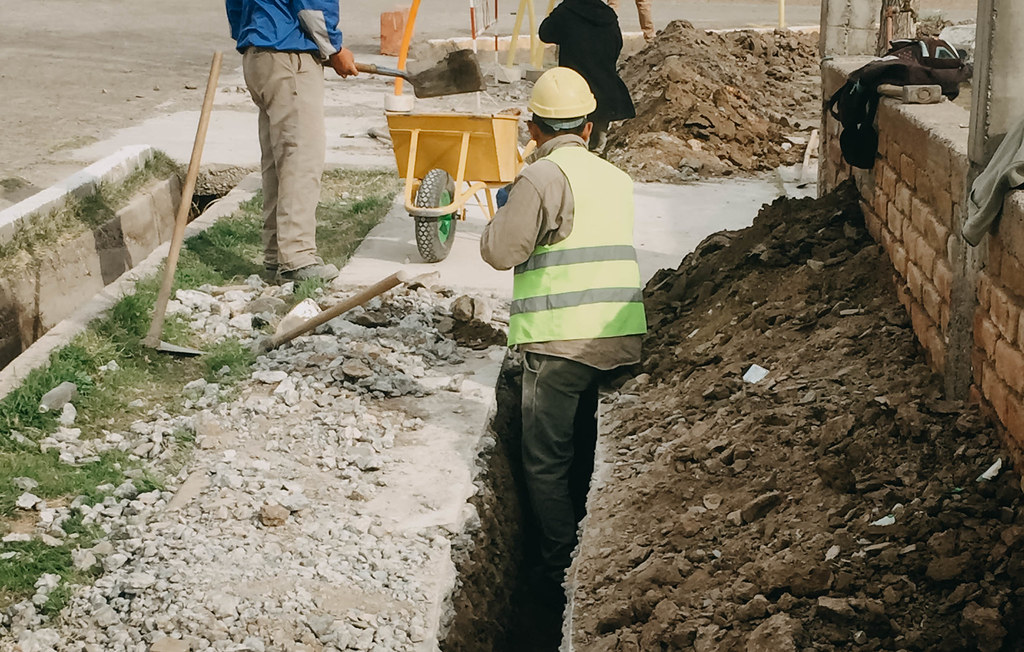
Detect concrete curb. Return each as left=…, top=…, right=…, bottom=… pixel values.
left=0, top=173, right=262, bottom=402
left=0, top=145, right=154, bottom=246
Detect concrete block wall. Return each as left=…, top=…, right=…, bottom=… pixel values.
left=822, top=58, right=1024, bottom=459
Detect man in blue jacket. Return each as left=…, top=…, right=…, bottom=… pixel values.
left=226, top=0, right=358, bottom=282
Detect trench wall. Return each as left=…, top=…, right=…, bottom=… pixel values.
left=0, top=175, right=181, bottom=368
left=821, top=59, right=1024, bottom=460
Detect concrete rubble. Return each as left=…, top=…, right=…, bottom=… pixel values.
left=2, top=276, right=508, bottom=651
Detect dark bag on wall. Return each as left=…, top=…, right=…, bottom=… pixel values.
left=826, top=39, right=969, bottom=169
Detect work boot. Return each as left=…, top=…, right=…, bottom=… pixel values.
left=276, top=259, right=339, bottom=283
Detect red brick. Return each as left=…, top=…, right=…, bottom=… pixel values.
left=888, top=139, right=904, bottom=169
left=910, top=300, right=934, bottom=345
left=989, top=238, right=1004, bottom=278
left=895, top=183, right=913, bottom=216
left=897, top=283, right=912, bottom=311
left=873, top=190, right=888, bottom=225
left=916, top=203, right=950, bottom=259
left=890, top=241, right=908, bottom=277
left=1005, top=393, right=1024, bottom=446
left=990, top=282, right=1022, bottom=344
left=880, top=162, right=897, bottom=198
left=875, top=218, right=891, bottom=252
left=903, top=226, right=929, bottom=274
left=995, top=338, right=1024, bottom=395
left=925, top=139, right=952, bottom=184
left=950, top=154, right=969, bottom=201
left=969, top=383, right=984, bottom=406
left=982, top=362, right=1009, bottom=423
left=978, top=272, right=994, bottom=311
left=934, top=259, right=952, bottom=301
left=922, top=280, right=944, bottom=326
left=933, top=186, right=954, bottom=229
left=1000, top=251, right=1024, bottom=299
left=907, top=261, right=924, bottom=302
left=887, top=202, right=905, bottom=239
left=380, top=7, right=410, bottom=56
left=900, top=154, right=917, bottom=190
left=923, top=323, right=947, bottom=373
left=975, top=311, right=1001, bottom=358
left=972, top=345, right=987, bottom=387
left=916, top=170, right=935, bottom=208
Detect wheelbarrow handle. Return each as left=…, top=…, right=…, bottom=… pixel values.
left=355, top=62, right=410, bottom=81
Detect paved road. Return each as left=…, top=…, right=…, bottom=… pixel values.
left=0, top=0, right=977, bottom=196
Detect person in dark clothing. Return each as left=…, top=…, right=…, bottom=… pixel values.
left=539, top=0, right=635, bottom=153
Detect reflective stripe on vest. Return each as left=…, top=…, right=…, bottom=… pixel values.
left=508, top=146, right=647, bottom=345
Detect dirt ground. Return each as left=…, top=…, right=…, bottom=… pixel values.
left=570, top=182, right=1023, bottom=651
left=606, top=22, right=821, bottom=182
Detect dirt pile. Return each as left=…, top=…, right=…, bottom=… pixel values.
left=606, top=22, right=820, bottom=183
left=570, top=182, right=1024, bottom=651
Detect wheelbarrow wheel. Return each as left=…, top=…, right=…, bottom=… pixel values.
left=414, top=169, right=458, bottom=263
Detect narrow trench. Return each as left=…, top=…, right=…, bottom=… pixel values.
left=442, top=353, right=570, bottom=652
left=188, top=193, right=224, bottom=220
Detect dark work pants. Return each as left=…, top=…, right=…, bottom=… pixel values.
left=521, top=352, right=603, bottom=587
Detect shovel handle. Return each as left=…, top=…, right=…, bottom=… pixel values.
left=143, top=50, right=222, bottom=349
left=261, top=272, right=404, bottom=352
left=355, top=62, right=409, bottom=80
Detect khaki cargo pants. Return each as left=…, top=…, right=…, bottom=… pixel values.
left=607, top=0, right=655, bottom=40
left=243, top=48, right=325, bottom=272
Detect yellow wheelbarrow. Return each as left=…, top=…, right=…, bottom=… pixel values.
left=386, top=110, right=529, bottom=262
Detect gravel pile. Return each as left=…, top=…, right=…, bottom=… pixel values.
left=4, top=278, right=508, bottom=652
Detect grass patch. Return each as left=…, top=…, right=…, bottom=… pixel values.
left=0, top=152, right=181, bottom=270
left=0, top=167, right=399, bottom=610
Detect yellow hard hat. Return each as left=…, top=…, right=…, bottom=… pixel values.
left=528, top=67, right=597, bottom=120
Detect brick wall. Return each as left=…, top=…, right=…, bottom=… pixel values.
left=974, top=194, right=1024, bottom=453
left=821, top=59, right=1024, bottom=460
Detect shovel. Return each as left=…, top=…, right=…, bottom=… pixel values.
left=141, top=51, right=222, bottom=356
left=355, top=49, right=486, bottom=98
left=254, top=270, right=440, bottom=353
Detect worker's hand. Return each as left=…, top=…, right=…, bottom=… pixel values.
left=329, top=48, right=358, bottom=78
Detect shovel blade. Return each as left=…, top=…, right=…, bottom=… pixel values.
left=409, top=50, right=486, bottom=98
left=153, top=341, right=204, bottom=356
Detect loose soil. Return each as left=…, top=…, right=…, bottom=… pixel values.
left=606, top=21, right=820, bottom=183
left=570, top=181, right=1024, bottom=651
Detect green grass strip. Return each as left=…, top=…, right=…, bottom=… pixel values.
left=0, top=167, right=399, bottom=610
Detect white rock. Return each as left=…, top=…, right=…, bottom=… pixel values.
left=16, top=493, right=41, bottom=510
left=58, top=403, right=77, bottom=426
left=252, top=370, right=289, bottom=384
left=13, top=476, right=39, bottom=491
left=93, top=604, right=121, bottom=627
left=72, top=549, right=98, bottom=571
left=124, top=571, right=156, bottom=591
left=229, top=314, right=254, bottom=331
left=102, top=553, right=129, bottom=572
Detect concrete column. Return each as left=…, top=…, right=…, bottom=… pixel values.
left=820, top=0, right=883, bottom=57
left=968, top=0, right=1024, bottom=163
left=946, top=0, right=1024, bottom=396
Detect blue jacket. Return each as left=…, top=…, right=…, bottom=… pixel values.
left=226, top=0, right=343, bottom=58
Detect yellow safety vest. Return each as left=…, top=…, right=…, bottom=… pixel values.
left=508, top=146, right=647, bottom=345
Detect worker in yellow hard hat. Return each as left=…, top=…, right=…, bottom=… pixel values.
left=481, top=67, right=647, bottom=624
